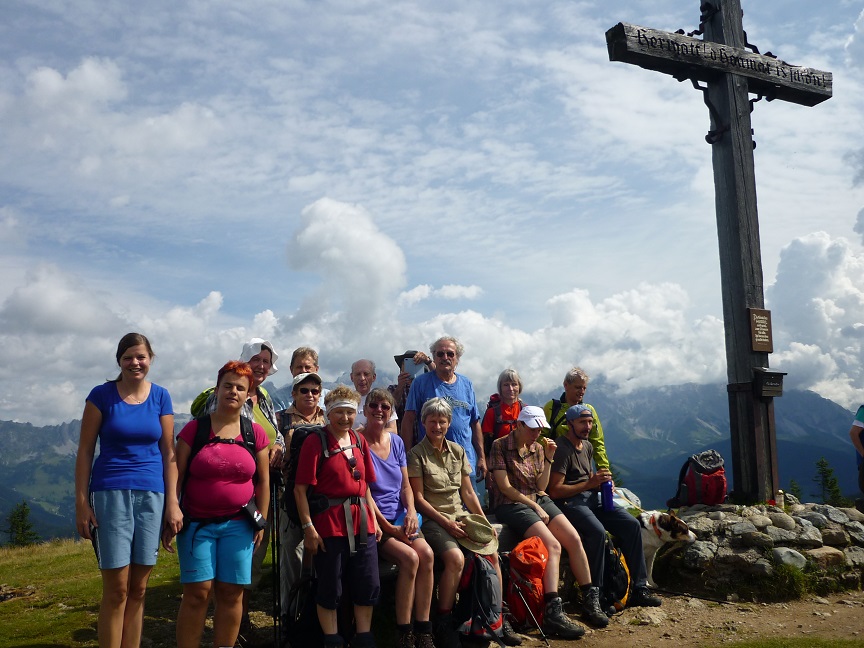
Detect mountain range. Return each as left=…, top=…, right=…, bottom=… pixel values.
left=0, top=382, right=859, bottom=542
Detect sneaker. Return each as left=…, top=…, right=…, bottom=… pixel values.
left=414, top=631, right=436, bottom=648
left=542, top=596, right=585, bottom=640
left=629, top=586, right=662, bottom=608
left=432, top=614, right=460, bottom=648
left=580, top=586, right=610, bottom=628
left=500, top=615, right=523, bottom=646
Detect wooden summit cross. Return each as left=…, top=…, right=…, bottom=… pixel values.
left=606, top=1, right=832, bottom=502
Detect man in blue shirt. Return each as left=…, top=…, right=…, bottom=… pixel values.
left=401, top=336, right=487, bottom=484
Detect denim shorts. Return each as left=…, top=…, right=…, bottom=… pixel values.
left=90, top=489, right=164, bottom=570
left=177, top=519, right=254, bottom=584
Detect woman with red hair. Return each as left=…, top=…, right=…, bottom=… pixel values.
left=168, top=361, right=271, bottom=648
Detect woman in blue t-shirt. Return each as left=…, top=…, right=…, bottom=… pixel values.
left=74, top=333, right=181, bottom=648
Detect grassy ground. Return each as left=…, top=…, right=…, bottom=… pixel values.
left=0, top=538, right=185, bottom=647
left=1, top=540, right=862, bottom=648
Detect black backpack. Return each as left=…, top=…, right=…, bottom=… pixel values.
left=181, top=415, right=257, bottom=500
left=179, top=415, right=261, bottom=529
left=601, top=534, right=631, bottom=613
left=283, top=562, right=323, bottom=646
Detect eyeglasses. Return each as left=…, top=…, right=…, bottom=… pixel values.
left=368, top=402, right=392, bottom=411
left=435, top=350, right=456, bottom=358
left=347, top=455, right=361, bottom=481
left=298, top=387, right=320, bottom=395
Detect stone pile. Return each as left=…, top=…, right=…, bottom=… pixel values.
left=661, top=495, right=864, bottom=596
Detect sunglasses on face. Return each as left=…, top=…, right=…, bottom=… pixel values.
left=435, top=350, right=456, bottom=358
left=367, top=402, right=391, bottom=411
left=298, top=387, right=320, bottom=395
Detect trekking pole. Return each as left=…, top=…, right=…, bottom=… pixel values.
left=512, top=583, right=549, bottom=647
left=271, top=472, right=282, bottom=647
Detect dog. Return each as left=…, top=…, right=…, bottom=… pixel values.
left=638, top=511, right=697, bottom=587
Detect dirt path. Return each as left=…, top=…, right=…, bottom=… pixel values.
left=523, top=590, right=864, bottom=647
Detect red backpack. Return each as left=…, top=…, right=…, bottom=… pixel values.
left=505, top=536, right=548, bottom=628
left=667, top=449, right=727, bottom=507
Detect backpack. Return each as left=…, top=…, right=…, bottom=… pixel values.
left=601, top=534, right=631, bottom=613
left=283, top=561, right=323, bottom=646
left=486, top=395, right=524, bottom=438
left=181, top=415, right=257, bottom=501
left=179, top=415, right=261, bottom=529
left=667, top=449, right=727, bottom=507
left=455, top=553, right=505, bottom=645
left=505, top=536, right=547, bottom=629
left=281, top=425, right=370, bottom=554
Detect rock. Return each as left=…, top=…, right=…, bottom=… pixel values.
left=797, top=511, right=829, bottom=528
left=767, top=512, right=797, bottom=531
left=796, top=525, right=823, bottom=548
left=813, top=505, right=849, bottom=524
left=747, top=515, right=773, bottom=529
left=843, top=546, right=864, bottom=568
left=840, top=507, right=864, bottom=523
left=708, top=510, right=725, bottom=521
left=846, top=521, right=864, bottom=545
left=772, top=547, right=807, bottom=570
left=785, top=493, right=801, bottom=506
left=804, top=546, right=847, bottom=569
left=682, top=541, right=717, bottom=569
left=630, top=608, right=668, bottom=626
left=738, top=531, right=774, bottom=549
left=750, top=558, right=773, bottom=577
left=730, top=520, right=757, bottom=535
left=821, top=523, right=850, bottom=547
left=764, top=525, right=797, bottom=544
left=687, top=516, right=719, bottom=538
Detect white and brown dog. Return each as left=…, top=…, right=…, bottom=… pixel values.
left=638, top=511, right=697, bottom=587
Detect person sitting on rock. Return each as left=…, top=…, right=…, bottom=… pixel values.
left=548, top=404, right=661, bottom=613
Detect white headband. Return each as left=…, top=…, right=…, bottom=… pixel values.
left=326, top=399, right=358, bottom=415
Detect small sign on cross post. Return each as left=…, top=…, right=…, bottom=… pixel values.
left=606, top=1, right=832, bottom=503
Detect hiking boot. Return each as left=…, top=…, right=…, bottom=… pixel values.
left=580, top=586, right=610, bottom=628
left=629, top=586, right=662, bottom=608
left=414, top=631, right=436, bottom=648
left=396, top=629, right=416, bottom=648
left=541, top=596, right=585, bottom=640
left=432, top=613, right=460, bottom=648
left=500, top=615, right=523, bottom=646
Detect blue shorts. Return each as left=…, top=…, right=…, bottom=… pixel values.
left=177, top=519, right=254, bottom=585
left=90, top=489, right=164, bottom=570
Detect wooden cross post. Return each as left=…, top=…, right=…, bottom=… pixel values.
left=606, top=1, right=832, bottom=502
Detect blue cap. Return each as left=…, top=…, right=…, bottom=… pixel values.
left=565, top=404, right=593, bottom=421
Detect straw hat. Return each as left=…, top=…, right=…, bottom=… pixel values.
left=455, top=513, right=498, bottom=555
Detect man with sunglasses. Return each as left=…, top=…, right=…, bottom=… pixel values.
left=401, top=336, right=487, bottom=489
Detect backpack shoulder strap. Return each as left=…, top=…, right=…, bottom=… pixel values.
left=189, top=415, right=213, bottom=463
left=181, top=416, right=213, bottom=503
left=240, top=416, right=256, bottom=458
left=549, top=398, right=566, bottom=431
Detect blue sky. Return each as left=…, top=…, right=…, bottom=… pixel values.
left=1, top=0, right=864, bottom=425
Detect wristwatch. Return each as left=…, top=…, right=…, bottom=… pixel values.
left=301, top=521, right=314, bottom=529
